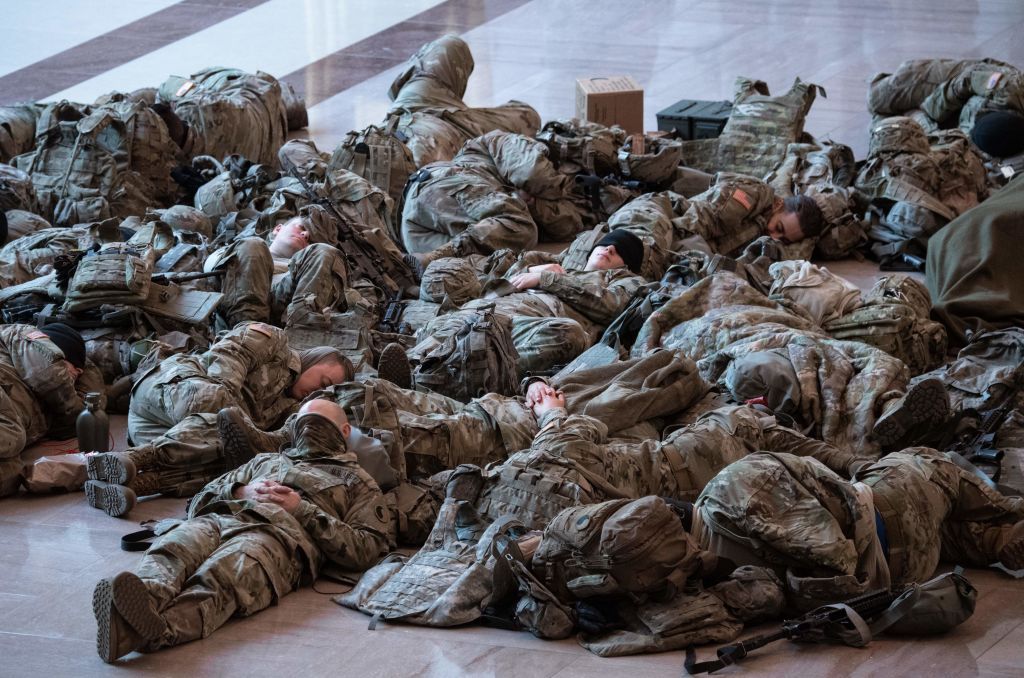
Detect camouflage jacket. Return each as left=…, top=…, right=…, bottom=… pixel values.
left=0, top=323, right=84, bottom=439
left=535, top=268, right=645, bottom=329
left=456, top=131, right=569, bottom=200
left=202, top=321, right=302, bottom=429
left=920, top=63, right=1024, bottom=128
left=189, top=448, right=393, bottom=579
left=672, top=173, right=778, bottom=256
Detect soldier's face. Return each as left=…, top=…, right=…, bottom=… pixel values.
left=766, top=210, right=805, bottom=245
left=269, top=219, right=310, bottom=258
left=290, top=361, right=351, bottom=399
left=585, top=245, right=625, bottom=271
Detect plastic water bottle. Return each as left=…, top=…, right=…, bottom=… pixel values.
left=77, top=392, right=109, bottom=453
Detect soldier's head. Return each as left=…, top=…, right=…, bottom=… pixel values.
left=291, top=399, right=352, bottom=458
left=297, top=399, right=352, bottom=439
left=971, top=110, right=1024, bottom=158
left=586, top=228, right=643, bottom=273
left=40, top=323, right=86, bottom=381
left=766, top=195, right=824, bottom=245
left=268, top=216, right=311, bottom=259
left=291, top=348, right=354, bottom=400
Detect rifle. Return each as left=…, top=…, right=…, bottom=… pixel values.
left=938, top=364, right=1023, bottom=484
left=685, top=586, right=915, bottom=674
left=377, top=297, right=412, bottom=335
left=283, top=160, right=416, bottom=300
left=151, top=270, right=224, bottom=285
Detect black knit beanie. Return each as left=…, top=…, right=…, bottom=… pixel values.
left=971, top=110, right=1024, bottom=158
left=594, top=228, right=644, bottom=274
left=40, top=323, right=86, bottom=370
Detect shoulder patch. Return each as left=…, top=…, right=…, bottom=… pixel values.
left=247, top=322, right=275, bottom=338
left=731, top=188, right=753, bottom=211
left=175, top=80, right=196, bottom=97
left=987, top=72, right=1003, bottom=90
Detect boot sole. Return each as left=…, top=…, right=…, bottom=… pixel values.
left=85, top=453, right=133, bottom=485
left=85, top=481, right=135, bottom=517
left=111, top=572, right=165, bottom=642
left=873, top=378, right=949, bottom=449
left=93, top=578, right=118, bottom=663
left=377, top=343, right=412, bottom=390
left=218, top=410, right=258, bottom=470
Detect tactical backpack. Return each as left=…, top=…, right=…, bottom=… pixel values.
left=532, top=496, right=703, bottom=603
left=410, top=306, right=519, bottom=402
left=616, top=134, right=683, bottom=187
left=927, top=128, right=988, bottom=218
left=535, top=119, right=625, bottom=176
left=327, top=117, right=417, bottom=222
left=419, top=257, right=482, bottom=305
left=158, top=67, right=289, bottom=166
left=824, top=275, right=947, bottom=375
left=63, top=244, right=155, bottom=313
left=336, top=499, right=525, bottom=627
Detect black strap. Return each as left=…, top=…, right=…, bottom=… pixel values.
left=120, top=528, right=156, bottom=552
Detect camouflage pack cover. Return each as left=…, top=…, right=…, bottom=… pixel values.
left=336, top=499, right=523, bottom=627
left=278, top=138, right=328, bottom=181
left=95, top=96, right=183, bottom=205
left=0, top=163, right=39, bottom=213
left=3, top=210, right=50, bottom=243
left=536, top=118, right=625, bottom=175
left=410, top=306, right=519, bottom=402
left=158, top=67, right=288, bottom=166
left=927, top=128, right=988, bottom=217
left=0, top=104, right=40, bottom=163
left=824, top=302, right=947, bottom=375
left=533, top=496, right=704, bottom=603
left=868, top=116, right=932, bottom=157
left=864, top=274, right=932, bottom=318
left=419, top=256, right=481, bottom=305
left=327, top=117, right=417, bottom=221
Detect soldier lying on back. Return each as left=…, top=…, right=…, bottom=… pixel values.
left=92, top=399, right=394, bottom=663
left=83, top=322, right=354, bottom=515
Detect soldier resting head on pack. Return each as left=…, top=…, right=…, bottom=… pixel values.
left=267, top=215, right=311, bottom=258
left=764, top=194, right=825, bottom=245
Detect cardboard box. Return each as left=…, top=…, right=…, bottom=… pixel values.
left=575, top=75, right=644, bottom=133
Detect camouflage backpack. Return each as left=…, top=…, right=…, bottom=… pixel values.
left=327, top=117, right=417, bottom=222
left=410, top=306, right=519, bottom=402
left=0, top=104, right=39, bottom=163
left=0, top=163, right=38, bottom=213
left=158, top=67, right=288, bottom=166
left=535, top=118, right=625, bottom=175
left=336, top=499, right=525, bottom=627
left=805, top=185, right=868, bottom=259
left=616, top=134, right=684, bottom=187
left=823, top=275, right=947, bottom=375
left=13, top=103, right=150, bottom=226
left=63, top=243, right=155, bottom=313
left=532, top=496, right=704, bottom=603
left=927, top=129, right=988, bottom=218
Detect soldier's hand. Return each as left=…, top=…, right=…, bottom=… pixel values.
left=509, top=272, right=542, bottom=290
left=233, top=480, right=272, bottom=501
left=256, top=481, right=302, bottom=513
left=525, top=380, right=557, bottom=407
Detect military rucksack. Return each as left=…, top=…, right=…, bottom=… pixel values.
left=823, top=274, right=947, bottom=375
left=615, top=134, right=683, bottom=187
left=927, top=129, right=988, bottom=218
left=532, top=496, right=703, bottom=603
left=0, top=163, right=39, bottom=213
left=336, top=499, right=525, bottom=627
left=419, top=257, right=482, bottom=305
left=535, top=119, right=625, bottom=176
left=63, top=244, right=155, bottom=312
left=410, top=306, right=519, bottom=402
left=327, top=117, right=417, bottom=222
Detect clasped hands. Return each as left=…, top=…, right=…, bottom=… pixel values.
left=508, top=263, right=565, bottom=290
left=233, top=479, right=301, bottom=513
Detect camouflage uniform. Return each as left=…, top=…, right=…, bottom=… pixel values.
left=695, top=450, right=1023, bottom=606
left=128, top=322, right=300, bottom=445
left=0, top=324, right=85, bottom=495
left=868, top=58, right=1024, bottom=132
left=125, top=416, right=393, bottom=651
left=388, top=34, right=540, bottom=168
left=401, top=130, right=575, bottom=256
left=671, top=173, right=779, bottom=256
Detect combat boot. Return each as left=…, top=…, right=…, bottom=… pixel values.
left=86, top=452, right=137, bottom=485
left=377, top=343, right=412, bottom=389
left=93, top=573, right=166, bottom=663
left=872, top=378, right=950, bottom=451
left=218, top=407, right=291, bottom=470
left=85, top=480, right=137, bottom=517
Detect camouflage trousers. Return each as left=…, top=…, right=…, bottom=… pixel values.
left=322, top=378, right=514, bottom=479
left=862, top=449, right=1024, bottom=583
left=216, top=238, right=349, bottom=328
left=136, top=512, right=304, bottom=650
left=128, top=367, right=233, bottom=446
left=0, top=387, right=31, bottom=496
left=127, top=413, right=229, bottom=498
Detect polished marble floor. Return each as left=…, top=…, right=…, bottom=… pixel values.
left=2, top=0, right=1024, bottom=675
